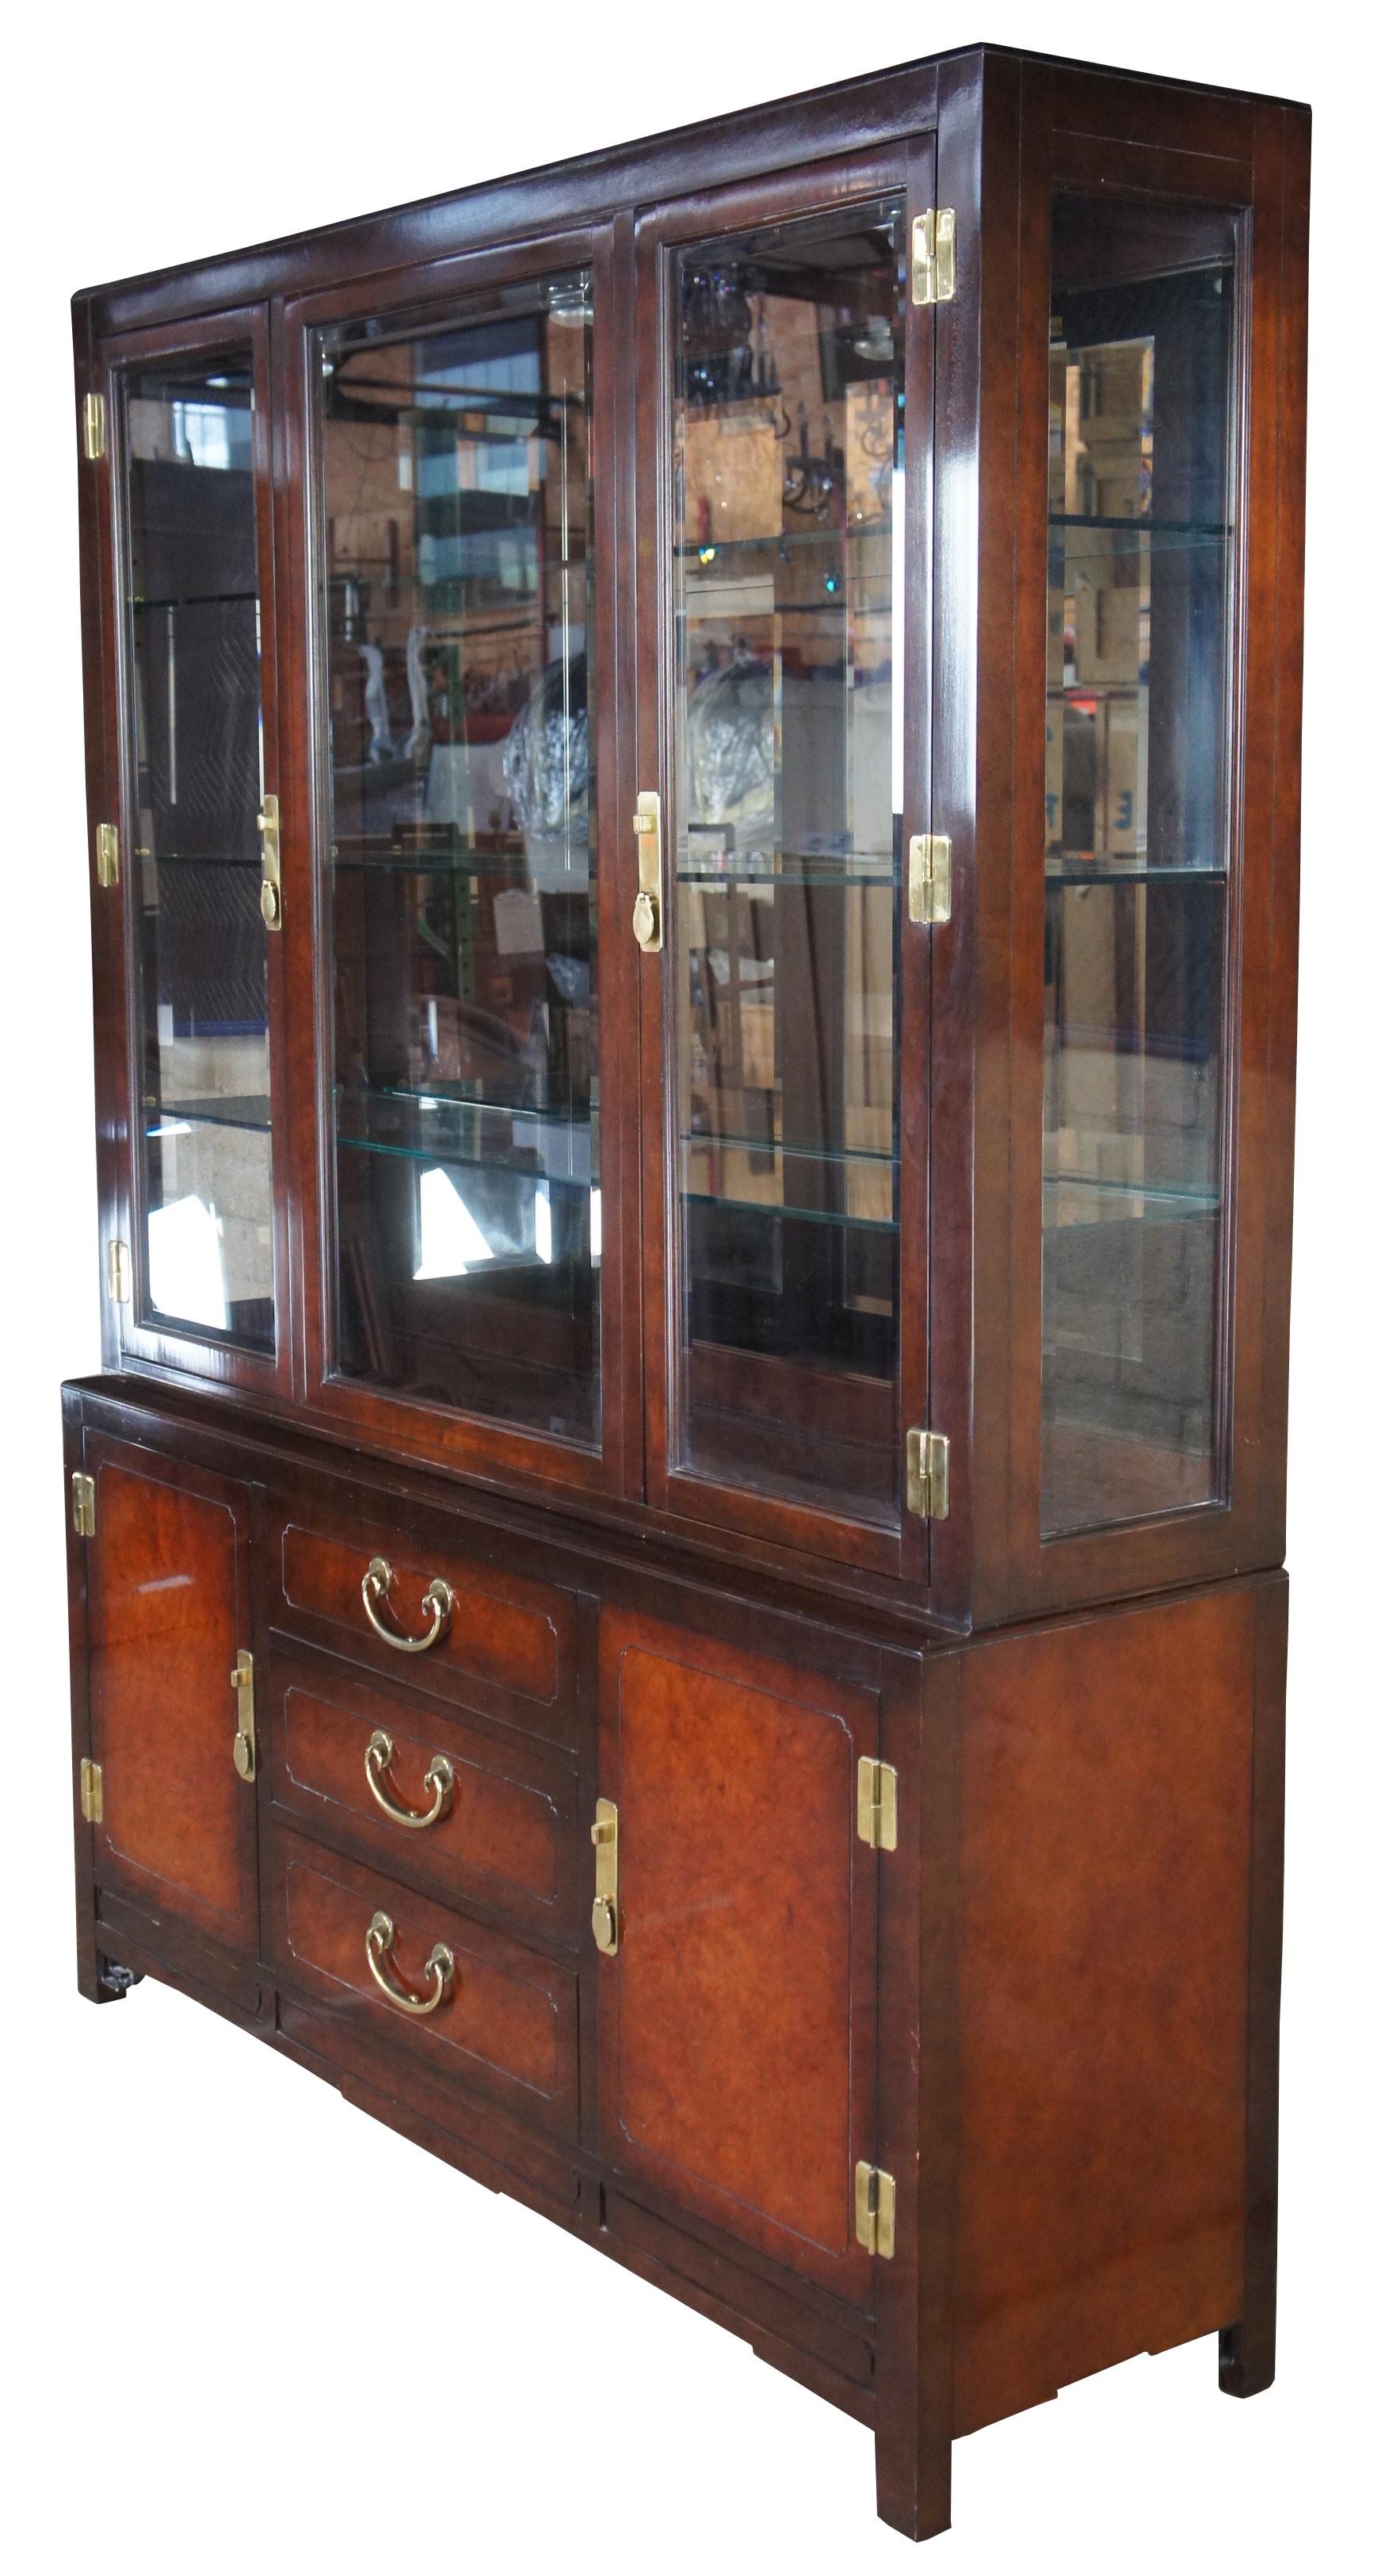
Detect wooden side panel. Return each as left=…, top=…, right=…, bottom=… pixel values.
left=952, top=1582, right=1260, bottom=2434
left=597, top=1606, right=878, bottom=2301
left=86, top=1435, right=257, bottom=1949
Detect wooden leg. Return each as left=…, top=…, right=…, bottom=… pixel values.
left=1220, top=1580, right=1287, bottom=2404
left=874, top=2412, right=952, bottom=2543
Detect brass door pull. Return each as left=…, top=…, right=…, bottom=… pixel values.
left=361, top=1555, right=454, bottom=1653
left=590, top=1797, right=619, bottom=1953
left=364, top=1910, right=455, bottom=2017
left=257, top=793, right=282, bottom=929
left=632, top=791, right=663, bottom=952
left=364, top=1728, right=454, bottom=1830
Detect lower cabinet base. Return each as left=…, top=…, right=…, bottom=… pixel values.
left=66, top=1384, right=1284, bottom=2540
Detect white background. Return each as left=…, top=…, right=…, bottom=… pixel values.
left=2, top=5, right=1379, bottom=2567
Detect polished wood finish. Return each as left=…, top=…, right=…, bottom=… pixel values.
left=278, top=1517, right=571, bottom=1713
left=597, top=1606, right=879, bottom=2299
left=83, top=1433, right=258, bottom=1949
left=267, top=1824, right=580, bottom=2135
left=265, top=1644, right=578, bottom=1942
left=64, top=44, right=1305, bottom=2542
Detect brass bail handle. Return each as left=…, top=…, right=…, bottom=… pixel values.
left=364, top=1910, right=455, bottom=2017
left=361, top=1555, right=454, bottom=1653
left=364, top=1728, right=455, bottom=1830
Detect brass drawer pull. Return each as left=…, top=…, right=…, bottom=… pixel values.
left=364, top=1728, right=454, bottom=1830
left=361, top=1555, right=454, bottom=1653
left=364, top=1909, right=455, bottom=2017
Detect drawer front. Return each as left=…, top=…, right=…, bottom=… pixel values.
left=268, top=1828, right=578, bottom=2136
left=277, top=1508, right=578, bottom=1745
left=267, top=1648, right=576, bottom=1942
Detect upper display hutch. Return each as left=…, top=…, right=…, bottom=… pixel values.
left=74, top=48, right=1303, bottom=1637
left=66, top=45, right=1307, bottom=2545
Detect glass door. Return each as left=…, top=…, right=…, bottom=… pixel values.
left=105, top=310, right=287, bottom=1383
left=292, top=235, right=624, bottom=1491
left=636, top=154, right=931, bottom=1568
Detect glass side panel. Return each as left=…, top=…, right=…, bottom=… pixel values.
left=670, top=200, right=906, bottom=1526
left=1042, top=196, right=1238, bottom=1537
left=318, top=274, right=598, bottom=1445
left=120, top=356, right=273, bottom=1351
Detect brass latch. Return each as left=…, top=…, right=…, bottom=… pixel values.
left=79, top=1757, right=104, bottom=1826
left=907, top=833, right=952, bottom=928
left=854, top=2161, right=896, bottom=2259
left=106, top=1238, right=132, bottom=1305
left=95, top=822, right=120, bottom=890
left=905, top=1427, right=949, bottom=1521
left=82, top=391, right=106, bottom=462
left=71, top=1471, right=96, bottom=1540
left=231, top=1649, right=256, bottom=1781
left=911, top=208, right=956, bottom=307
left=257, top=794, right=282, bottom=930
left=631, top=791, right=663, bottom=953
left=590, top=1797, right=619, bottom=1953
left=857, top=1757, right=899, bottom=1852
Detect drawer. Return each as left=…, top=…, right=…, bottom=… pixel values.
left=267, top=1827, right=579, bottom=2138
left=266, top=1647, right=577, bottom=1943
left=277, top=1504, right=578, bottom=1746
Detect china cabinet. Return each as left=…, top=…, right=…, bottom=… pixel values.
left=64, top=44, right=1307, bottom=2539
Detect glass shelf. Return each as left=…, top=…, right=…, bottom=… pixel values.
left=145, top=1096, right=272, bottom=1135
left=372, top=1080, right=595, bottom=1126
left=1048, top=512, right=1229, bottom=536
left=1044, top=862, right=1228, bottom=886
left=1044, top=1172, right=1220, bottom=1214
left=337, top=1084, right=595, bottom=1179
left=333, top=844, right=593, bottom=882
left=143, top=851, right=261, bottom=871
left=684, top=1128, right=896, bottom=1169
left=683, top=1187, right=899, bottom=1236
left=675, top=524, right=891, bottom=558
left=132, top=590, right=258, bottom=612
left=677, top=853, right=899, bottom=890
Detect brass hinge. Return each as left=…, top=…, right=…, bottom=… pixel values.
left=71, top=1471, right=96, bottom=1540
left=590, top=1797, right=619, bottom=1953
left=95, top=821, right=120, bottom=889
left=907, top=833, right=952, bottom=928
left=79, top=1757, right=104, bottom=1825
left=905, top=1427, right=949, bottom=1522
left=854, top=2161, right=897, bottom=2259
left=231, top=1648, right=256, bottom=1781
left=857, top=1756, right=899, bottom=1852
left=82, top=391, right=106, bottom=462
left=106, top=1238, right=132, bottom=1304
left=911, top=208, right=956, bottom=307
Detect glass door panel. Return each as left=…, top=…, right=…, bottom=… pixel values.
left=316, top=272, right=599, bottom=1446
left=1043, top=197, right=1238, bottom=1535
left=118, top=354, right=275, bottom=1351
left=668, top=199, right=907, bottom=1527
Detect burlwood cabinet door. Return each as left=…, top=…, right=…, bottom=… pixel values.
left=596, top=1606, right=879, bottom=2300
left=82, top=1435, right=258, bottom=1952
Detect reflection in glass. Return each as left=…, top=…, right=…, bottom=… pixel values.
left=120, top=356, right=273, bottom=1349
left=319, top=274, right=598, bottom=1442
left=671, top=200, right=906, bottom=1525
left=1042, top=197, right=1238, bottom=1535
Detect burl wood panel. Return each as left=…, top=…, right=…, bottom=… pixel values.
left=268, top=1827, right=578, bottom=2135
left=269, top=1648, right=570, bottom=1936
left=597, top=1607, right=878, bottom=2302
left=87, top=1445, right=255, bottom=1945
left=279, top=1519, right=568, bottom=1712
left=952, top=1583, right=1258, bottom=2435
